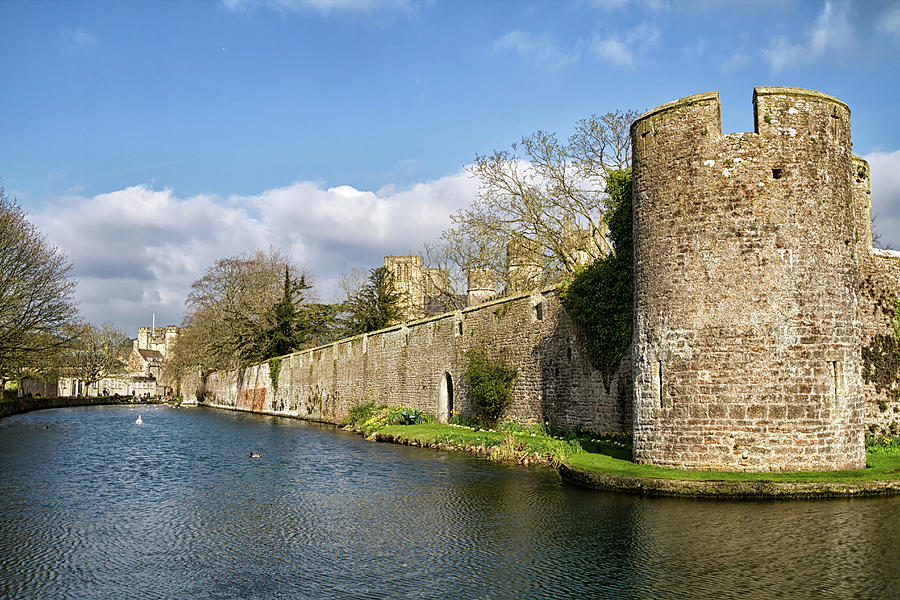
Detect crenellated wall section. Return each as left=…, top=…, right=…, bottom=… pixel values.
left=853, top=157, right=900, bottom=436
left=185, top=289, right=632, bottom=434
left=181, top=86, right=897, bottom=473
left=631, top=87, right=865, bottom=471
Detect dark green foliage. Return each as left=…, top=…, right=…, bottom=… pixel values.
left=865, top=434, right=900, bottom=457
left=343, top=266, right=405, bottom=335
left=268, top=357, right=282, bottom=391
left=464, top=348, right=517, bottom=426
left=298, top=302, right=346, bottom=348
left=264, top=266, right=308, bottom=359
left=560, top=169, right=633, bottom=387
left=344, top=401, right=377, bottom=426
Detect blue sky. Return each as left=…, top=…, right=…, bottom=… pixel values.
left=2, top=0, right=899, bottom=334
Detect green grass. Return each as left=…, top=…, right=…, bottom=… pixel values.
left=377, top=422, right=900, bottom=483
left=567, top=449, right=900, bottom=482
left=379, top=422, right=582, bottom=466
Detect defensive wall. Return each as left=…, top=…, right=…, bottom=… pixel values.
left=184, top=288, right=632, bottom=434
left=186, top=86, right=899, bottom=473
left=631, top=86, right=899, bottom=471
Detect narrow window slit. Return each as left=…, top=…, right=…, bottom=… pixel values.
left=656, top=360, right=665, bottom=409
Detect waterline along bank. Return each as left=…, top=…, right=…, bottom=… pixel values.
left=337, top=404, right=900, bottom=499
left=6, top=399, right=898, bottom=499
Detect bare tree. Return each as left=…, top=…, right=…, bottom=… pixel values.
left=454, top=110, right=639, bottom=286
left=169, top=248, right=313, bottom=376
left=64, top=322, right=132, bottom=393
left=0, top=184, right=79, bottom=389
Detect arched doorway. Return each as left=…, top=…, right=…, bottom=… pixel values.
left=438, top=371, right=453, bottom=423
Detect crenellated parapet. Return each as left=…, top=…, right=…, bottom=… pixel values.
left=631, top=87, right=864, bottom=472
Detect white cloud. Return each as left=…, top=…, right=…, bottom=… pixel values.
left=720, top=51, right=749, bottom=72
left=592, top=22, right=660, bottom=67
left=763, top=1, right=853, bottom=73
left=584, top=0, right=668, bottom=10
left=59, top=28, right=97, bottom=56
left=584, top=0, right=629, bottom=9
left=864, top=150, right=900, bottom=250
left=30, top=172, right=476, bottom=334
left=593, top=38, right=633, bottom=67
left=494, top=30, right=580, bottom=71
left=877, top=3, right=900, bottom=38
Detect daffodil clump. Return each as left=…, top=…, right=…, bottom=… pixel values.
left=344, top=402, right=431, bottom=436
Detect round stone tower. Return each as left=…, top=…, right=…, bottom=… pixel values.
left=630, top=87, right=864, bottom=471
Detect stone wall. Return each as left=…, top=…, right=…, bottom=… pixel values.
left=191, top=289, right=632, bottom=433
left=184, top=85, right=895, bottom=473
left=631, top=87, right=865, bottom=471
left=853, top=157, right=900, bottom=436
left=859, top=247, right=900, bottom=435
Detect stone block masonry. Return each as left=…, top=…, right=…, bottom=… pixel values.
left=631, top=87, right=865, bottom=471
left=183, top=85, right=896, bottom=473
left=189, top=288, right=632, bottom=435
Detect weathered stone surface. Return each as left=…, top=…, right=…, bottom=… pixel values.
left=854, top=158, right=900, bottom=436
left=631, top=87, right=865, bottom=471
left=191, top=289, right=632, bottom=434
left=183, top=86, right=897, bottom=475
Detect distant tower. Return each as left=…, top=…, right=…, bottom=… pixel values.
left=136, top=327, right=151, bottom=351
left=422, top=267, right=448, bottom=300
left=467, top=268, right=497, bottom=307
left=631, top=87, right=864, bottom=472
left=562, top=216, right=611, bottom=267
left=383, top=255, right=425, bottom=322
left=506, top=237, right=542, bottom=292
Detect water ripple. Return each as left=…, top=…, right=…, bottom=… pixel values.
left=1, top=406, right=898, bottom=600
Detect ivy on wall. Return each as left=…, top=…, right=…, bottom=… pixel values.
left=559, top=169, right=633, bottom=388
left=268, top=357, right=283, bottom=392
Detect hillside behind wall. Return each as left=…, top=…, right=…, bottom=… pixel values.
left=184, top=289, right=632, bottom=433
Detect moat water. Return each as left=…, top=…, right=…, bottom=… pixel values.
left=0, top=406, right=896, bottom=599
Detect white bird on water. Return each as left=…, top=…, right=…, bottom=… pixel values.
left=135, top=414, right=143, bottom=425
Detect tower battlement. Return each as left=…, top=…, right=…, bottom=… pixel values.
left=630, top=87, right=864, bottom=472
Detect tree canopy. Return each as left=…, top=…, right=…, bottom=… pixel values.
left=425, top=110, right=638, bottom=297
left=166, top=249, right=313, bottom=379
left=63, top=322, right=132, bottom=390
left=559, top=168, right=633, bottom=387
left=0, top=184, right=78, bottom=388
left=342, top=266, right=405, bottom=335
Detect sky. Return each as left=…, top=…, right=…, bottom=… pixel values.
left=2, top=0, right=899, bottom=335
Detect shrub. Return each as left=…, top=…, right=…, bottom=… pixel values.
left=268, top=357, right=283, bottom=391
left=559, top=169, right=633, bottom=387
left=464, top=348, right=517, bottom=426
left=865, top=434, right=900, bottom=456
left=344, top=401, right=377, bottom=427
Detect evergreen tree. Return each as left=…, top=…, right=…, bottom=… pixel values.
left=265, top=265, right=307, bottom=358
left=343, top=266, right=405, bottom=335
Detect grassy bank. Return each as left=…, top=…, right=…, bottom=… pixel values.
left=344, top=404, right=900, bottom=483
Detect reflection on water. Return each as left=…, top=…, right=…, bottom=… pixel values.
left=0, top=406, right=897, bottom=599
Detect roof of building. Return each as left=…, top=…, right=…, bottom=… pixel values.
left=136, top=349, right=164, bottom=362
